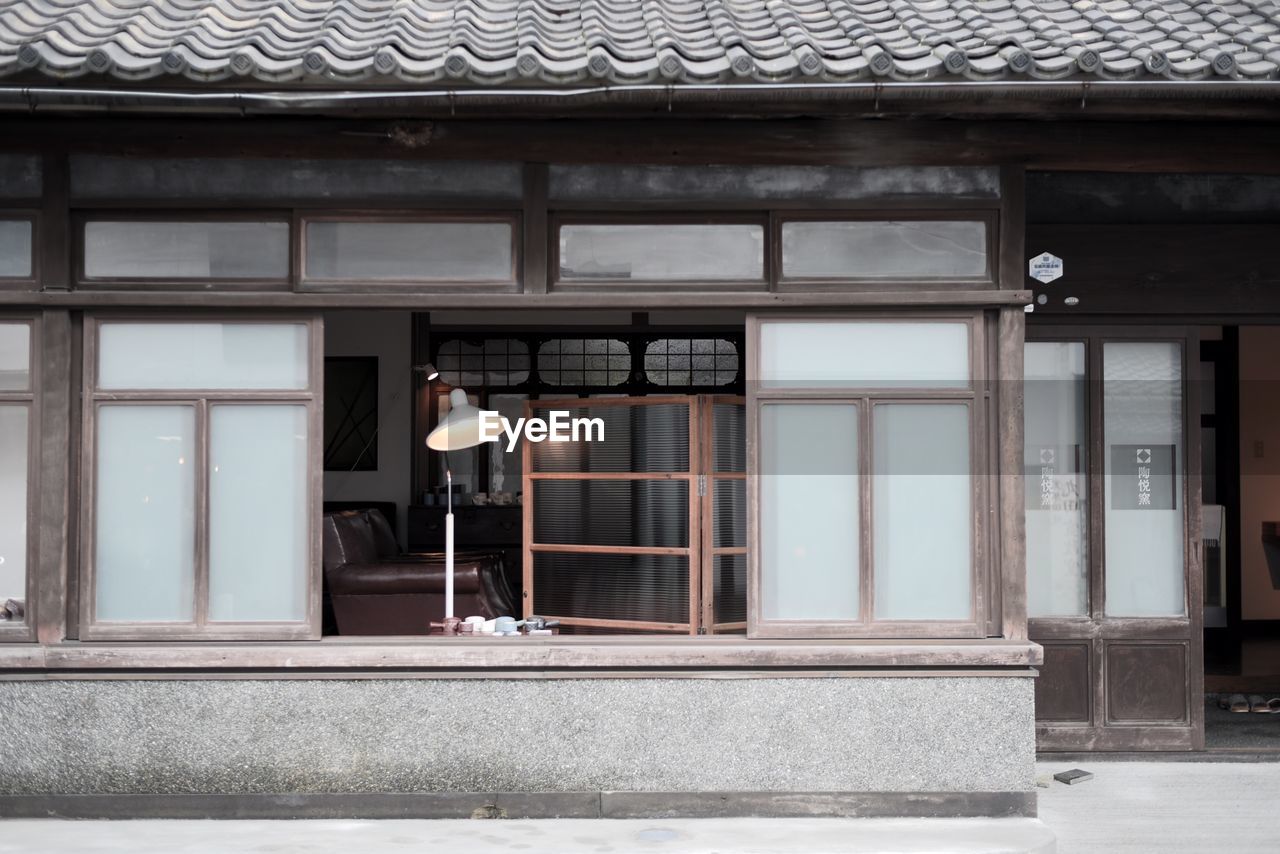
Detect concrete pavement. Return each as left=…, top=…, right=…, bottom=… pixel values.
left=3, top=761, right=1279, bottom=853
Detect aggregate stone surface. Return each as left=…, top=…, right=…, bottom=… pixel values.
left=0, top=677, right=1034, bottom=795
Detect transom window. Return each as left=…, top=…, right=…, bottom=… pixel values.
left=645, top=339, right=740, bottom=387
left=556, top=220, right=766, bottom=286
left=302, top=217, right=517, bottom=285
left=80, top=218, right=290, bottom=284
left=0, top=219, right=34, bottom=280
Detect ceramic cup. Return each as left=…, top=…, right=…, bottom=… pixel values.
left=472, top=492, right=490, bottom=506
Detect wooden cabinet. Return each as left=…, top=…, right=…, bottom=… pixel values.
left=408, top=505, right=523, bottom=600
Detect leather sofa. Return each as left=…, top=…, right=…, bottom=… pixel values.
left=322, top=508, right=517, bottom=635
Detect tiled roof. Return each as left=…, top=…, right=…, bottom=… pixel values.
left=1, top=1, right=1279, bottom=85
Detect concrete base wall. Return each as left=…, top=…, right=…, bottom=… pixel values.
left=0, top=676, right=1034, bottom=799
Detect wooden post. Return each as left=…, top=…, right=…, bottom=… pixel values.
left=997, top=305, right=1027, bottom=641
left=34, top=310, right=71, bottom=644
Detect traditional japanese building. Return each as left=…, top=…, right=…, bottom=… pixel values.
left=0, top=0, right=1278, bottom=827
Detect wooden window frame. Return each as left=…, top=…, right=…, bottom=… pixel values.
left=78, top=314, right=323, bottom=641
left=746, top=311, right=991, bottom=639
left=74, top=212, right=294, bottom=292
left=0, top=212, right=39, bottom=290
left=0, top=315, right=39, bottom=642
left=550, top=213, right=770, bottom=292
left=774, top=210, right=997, bottom=292
left=297, top=211, right=522, bottom=292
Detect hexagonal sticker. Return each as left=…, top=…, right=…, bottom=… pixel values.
left=1028, top=251, right=1063, bottom=284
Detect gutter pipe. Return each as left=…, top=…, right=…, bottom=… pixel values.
left=0, top=80, right=1278, bottom=116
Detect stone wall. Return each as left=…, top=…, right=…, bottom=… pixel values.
left=0, top=676, right=1034, bottom=798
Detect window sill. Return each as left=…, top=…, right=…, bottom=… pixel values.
left=0, top=636, right=1042, bottom=675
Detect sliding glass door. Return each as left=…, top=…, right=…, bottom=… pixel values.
left=1027, top=327, right=1202, bottom=751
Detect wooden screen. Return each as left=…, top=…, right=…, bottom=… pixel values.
left=523, top=395, right=745, bottom=635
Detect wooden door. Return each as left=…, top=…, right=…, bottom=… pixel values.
left=1027, top=327, right=1203, bottom=751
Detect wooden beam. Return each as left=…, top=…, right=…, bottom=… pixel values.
left=0, top=289, right=1032, bottom=310
left=2, top=118, right=1280, bottom=173
left=521, top=162, right=549, bottom=294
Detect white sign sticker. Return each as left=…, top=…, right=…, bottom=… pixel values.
left=1028, top=252, right=1064, bottom=284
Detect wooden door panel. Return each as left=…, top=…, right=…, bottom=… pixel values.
left=1105, top=642, right=1189, bottom=724
left=1035, top=642, right=1092, bottom=724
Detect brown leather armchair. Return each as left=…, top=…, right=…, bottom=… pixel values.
left=322, top=509, right=517, bottom=635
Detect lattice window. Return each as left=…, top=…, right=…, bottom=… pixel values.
left=644, top=338, right=739, bottom=387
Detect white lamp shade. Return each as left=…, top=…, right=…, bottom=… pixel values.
left=427, top=387, right=485, bottom=451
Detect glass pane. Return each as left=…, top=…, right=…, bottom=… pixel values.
left=209, top=405, right=309, bottom=622
left=559, top=224, right=764, bottom=282
left=760, top=404, right=860, bottom=620
left=528, top=402, right=688, bottom=474
left=305, top=221, right=514, bottom=281
left=95, top=405, right=195, bottom=622
left=1104, top=342, right=1185, bottom=617
left=99, top=322, right=308, bottom=390
left=0, top=323, right=30, bottom=391
left=714, top=479, right=746, bottom=548
left=760, top=321, right=969, bottom=389
left=712, top=553, right=747, bottom=626
left=533, top=552, right=689, bottom=625
left=537, top=339, right=630, bottom=387
left=645, top=338, right=739, bottom=386
left=533, top=480, right=688, bottom=548
left=1024, top=342, right=1089, bottom=617
left=874, top=404, right=971, bottom=620
left=713, top=402, right=746, bottom=473
left=488, top=393, right=527, bottom=494
left=782, top=220, right=988, bottom=279
left=84, top=221, right=288, bottom=279
left=0, top=405, right=28, bottom=605
left=0, top=220, right=33, bottom=278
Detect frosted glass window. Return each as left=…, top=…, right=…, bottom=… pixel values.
left=873, top=404, right=971, bottom=620
left=559, top=224, right=764, bottom=282
left=0, top=220, right=33, bottom=278
left=0, top=323, right=30, bottom=391
left=95, top=406, right=195, bottom=622
left=83, top=221, right=288, bottom=279
left=1025, top=342, right=1089, bottom=617
left=0, top=406, right=28, bottom=604
left=305, top=221, right=514, bottom=281
left=210, top=405, right=308, bottom=622
left=1104, top=342, right=1185, bottom=617
left=760, top=404, right=860, bottom=620
left=782, top=220, right=988, bottom=279
left=99, top=322, right=308, bottom=390
left=760, top=321, right=969, bottom=388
